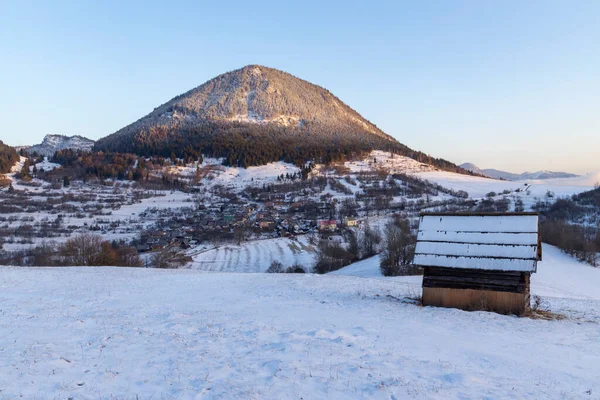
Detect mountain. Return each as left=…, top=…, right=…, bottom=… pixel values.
left=95, top=65, right=471, bottom=173
left=26, top=135, right=95, bottom=157
left=0, top=140, right=19, bottom=174
left=458, top=163, right=482, bottom=175
left=460, top=163, right=579, bottom=181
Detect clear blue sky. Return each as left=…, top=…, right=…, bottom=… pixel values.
left=1, top=0, right=598, bottom=173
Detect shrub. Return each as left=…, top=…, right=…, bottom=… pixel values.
left=286, top=264, right=306, bottom=273
left=266, top=260, right=284, bottom=273
left=151, top=247, right=191, bottom=269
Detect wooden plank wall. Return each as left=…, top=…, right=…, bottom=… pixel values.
left=423, top=287, right=529, bottom=315
left=423, top=267, right=529, bottom=293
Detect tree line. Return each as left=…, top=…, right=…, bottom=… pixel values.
left=0, top=140, right=19, bottom=174
left=535, top=187, right=600, bottom=266
left=94, top=120, right=478, bottom=174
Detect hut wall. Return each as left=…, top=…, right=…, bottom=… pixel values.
left=422, top=287, right=528, bottom=315
left=422, top=267, right=531, bottom=314
left=422, top=267, right=529, bottom=293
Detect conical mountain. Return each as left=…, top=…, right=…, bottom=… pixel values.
left=95, top=65, right=465, bottom=172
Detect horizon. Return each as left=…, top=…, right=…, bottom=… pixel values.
left=1, top=1, right=599, bottom=174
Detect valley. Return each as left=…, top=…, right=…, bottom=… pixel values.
left=1, top=148, right=596, bottom=271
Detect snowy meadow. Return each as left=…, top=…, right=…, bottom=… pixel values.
left=1, top=244, right=599, bottom=399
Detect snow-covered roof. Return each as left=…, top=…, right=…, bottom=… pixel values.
left=413, top=213, right=541, bottom=272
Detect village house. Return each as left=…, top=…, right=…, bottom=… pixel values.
left=413, top=212, right=541, bottom=315
left=318, top=219, right=337, bottom=232
left=259, top=220, right=276, bottom=230
left=343, top=217, right=359, bottom=227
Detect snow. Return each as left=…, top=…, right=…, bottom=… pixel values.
left=334, top=243, right=600, bottom=301
left=417, top=169, right=596, bottom=208
left=532, top=244, right=600, bottom=301
left=345, top=150, right=435, bottom=174
left=417, top=230, right=539, bottom=245
left=168, top=157, right=300, bottom=192
left=189, top=236, right=316, bottom=272
left=413, top=253, right=537, bottom=271
left=0, top=244, right=599, bottom=399
left=418, top=214, right=539, bottom=233
left=26, top=134, right=94, bottom=156
left=415, top=241, right=537, bottom=259
left=32, top=157, right=60, bottom=172
left=414, top=214, right=540, bottom=271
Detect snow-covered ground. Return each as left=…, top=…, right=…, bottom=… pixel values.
left=345, top=150, right=435, bottom=174
left=32, top=156, right=60, bottom=172
left=167, top=157, right=301, bottom=192
left=333, top=244, right=600, bottom=300
left=417, top=169, right=597, bottom=200
left=189, top=235, right=316, bottom=272
left=1, top=244, right=599, bottom=399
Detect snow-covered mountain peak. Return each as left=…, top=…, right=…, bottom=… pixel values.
left=26, top=134, right=95, bottom=156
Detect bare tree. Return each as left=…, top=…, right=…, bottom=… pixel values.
left=379, top=218, right=417, bottom=276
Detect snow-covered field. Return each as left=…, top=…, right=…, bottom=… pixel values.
left=167, top=157, right=301, bottom=192
left=189, top=236, right=316, bottom=272
left=333, top=244, right=600, bottom=300
left=345, top=150, right=435, bottom=174
left=417, top=169, right=598, bottom=201
left=1, top=244, right=599, bottom=399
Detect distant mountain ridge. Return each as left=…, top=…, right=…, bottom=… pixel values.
left=94, top=65, right=473, bottom=174
left=460, top=162, right=579, bottom=181
left=25, top=134, right=95, bottom=157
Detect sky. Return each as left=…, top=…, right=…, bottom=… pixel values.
left=0, top=1, right=598, bottom=174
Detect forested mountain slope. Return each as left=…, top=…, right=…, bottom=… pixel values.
left=95, top=65, right=472, bottom=173
left=0, top=140, right=19, bottom=174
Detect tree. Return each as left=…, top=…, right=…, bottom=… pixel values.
left=234, top=226, right=246, bottom=245
left=60, top=234, right=107, bottom=266
left=151, top=247, right=189, bottom=268
left=360, top=222, right=381, bottom=258
left=514, top=198, right=525, bottom=212
left=379, top=218, right=417, bottom=276
left=313, top=237, right=355, bottom=274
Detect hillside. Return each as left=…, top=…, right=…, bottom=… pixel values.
left=0, top=139, right=19, bottom=174
left=25, top=134, right=94, bottom=157
left=1, top=244, right=598, bottom=399
left=95, top=65, right=470, bottom=173
left=460, top=162, right=579, bottom=181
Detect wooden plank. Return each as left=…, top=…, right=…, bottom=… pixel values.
left=422, top=287, right=529, bottom=314
left=422, top=268, right=529, bottom=293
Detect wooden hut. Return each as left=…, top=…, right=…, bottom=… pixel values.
left=414, top=212, right=541, bottom=314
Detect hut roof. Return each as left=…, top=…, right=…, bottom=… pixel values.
left=413, top=213, right=541, bottom=272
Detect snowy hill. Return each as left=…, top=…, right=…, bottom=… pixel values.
left=0, top=245, right=598, bottom=399
left=25, top=134, right=94, bottom=156
left=417, top=169, right=596, bottom=203
left=460, top=162, right=579, bottom=181
left=332, top=244, right=600, bottom=301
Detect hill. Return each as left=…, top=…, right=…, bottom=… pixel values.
left=95, top=65, right=470, bottom=173
left=0, top=139, right=19, bottom=174
left=460, top=162, right=578, bottom=181
left=25, top=134, right=94, bottom=157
